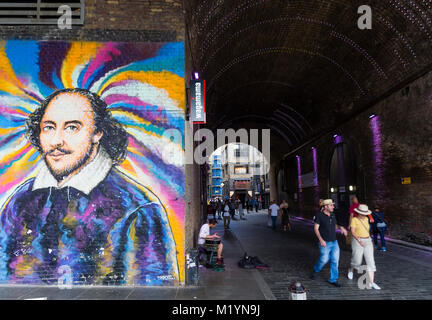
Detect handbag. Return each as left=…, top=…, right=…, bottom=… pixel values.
left=346, top=231, right=353, bottom=245
left=267, top=216, right=272, bottom=227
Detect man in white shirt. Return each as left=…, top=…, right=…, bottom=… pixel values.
left=268, top=200, right=280, bottom=230
left=198, top=219, right=224, bottom=265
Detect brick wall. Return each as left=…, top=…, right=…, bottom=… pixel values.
left=280, top=70, right=432, bottom=246
left=0, top=0, right=184, bottom=42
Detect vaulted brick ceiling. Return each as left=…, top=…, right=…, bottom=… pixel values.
left=184, top=0, right=432, bottom=152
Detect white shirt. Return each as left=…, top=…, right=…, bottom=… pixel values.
left=223, top=205, right=230, bottom=217
left=198, top=223, right=210, bottom=245
left=269, top=204, right=280, bottom=217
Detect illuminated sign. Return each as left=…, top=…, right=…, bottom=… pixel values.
left=401, top=177, right=411, bottom=184
left=190, top=79, right=206, bottom=123
left=234, top=166, right=248, bottom=174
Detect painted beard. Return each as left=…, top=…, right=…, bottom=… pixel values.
left=43, top=142, right=96, bottom=182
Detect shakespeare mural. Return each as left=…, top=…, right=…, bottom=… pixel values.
left=0, top=41, right=185, bottom=286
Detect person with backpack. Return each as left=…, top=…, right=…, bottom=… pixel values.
left=371, top=206, right=387, bottom=251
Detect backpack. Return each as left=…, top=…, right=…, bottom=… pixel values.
left=250, top=256, right=270, bottom=270
left=372, top=211, right=387, bottom=228
left=238, top=252, right=255, bottom=269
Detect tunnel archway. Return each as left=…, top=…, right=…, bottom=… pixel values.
left=208, top=142, right=270, bottom=209
left=185, top=1, right=432, bottom=245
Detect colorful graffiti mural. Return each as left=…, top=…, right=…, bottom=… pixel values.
left=0, top=41, right=185, bottom=285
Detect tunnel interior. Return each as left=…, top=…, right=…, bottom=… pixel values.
left=185, top=0, right=432, bottom=245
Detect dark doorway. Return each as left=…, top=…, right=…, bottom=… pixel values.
left=328, top=140, right=359, bottom=227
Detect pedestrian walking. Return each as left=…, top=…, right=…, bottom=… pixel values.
left=217, top=198, right=223, bottom=220
left=223, top=200, right=231, bottom=229
left=229, top=199, right=236, bottom=220
left=280, top=200, right=291, bottom=231
left=371, top=206, right=387, bottom=251
left=234, top=198, right=239, bottom=218
left=348, top=196, right=374, bottom=243
left=347, top=196, right=359, bottom=245
left=311, top=199, right=348, bottom=287
left=347, top=204, right=381, bottom=290
left=268, top=200, right=280, bottom=230
left=239, top=200, right=245, bottom=220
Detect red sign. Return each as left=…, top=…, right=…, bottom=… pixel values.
left=234, top=180, right=250, bottom=190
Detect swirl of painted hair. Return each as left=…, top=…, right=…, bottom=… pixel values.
left=25, top=88, right=129, bottom=164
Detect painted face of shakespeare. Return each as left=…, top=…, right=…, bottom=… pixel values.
left=39, top=92, right=103, bottom=181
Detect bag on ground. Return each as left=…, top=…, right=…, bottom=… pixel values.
left=250, top=256, right=270, bottom=270
left=238, top=252, right=255, bottom=269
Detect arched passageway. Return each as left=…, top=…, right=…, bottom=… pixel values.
left=185, top=0, right=432, bottom=246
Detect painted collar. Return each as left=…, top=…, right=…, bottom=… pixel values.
left=32, top=147, right=113, bottom=195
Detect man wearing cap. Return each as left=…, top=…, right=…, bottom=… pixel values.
left=311, top=199, right=348, bottom=287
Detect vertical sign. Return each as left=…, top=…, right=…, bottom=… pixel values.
left=190, top=79, right=206, bottom=123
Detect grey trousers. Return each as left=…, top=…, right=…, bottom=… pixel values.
left=351, top=237, right=376, bottom=272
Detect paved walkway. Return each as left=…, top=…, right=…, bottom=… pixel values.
left=0, top=210, right=431, bottom=300
left=231, top=210, right=432, bottom=300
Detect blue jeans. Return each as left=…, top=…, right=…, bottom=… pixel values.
left=271, top=216, right=277, bottom=230
left=373, top=228, right=386, bottom=248
left=313, top=240, right=340, bottom=283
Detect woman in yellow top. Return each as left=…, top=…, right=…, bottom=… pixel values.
left=347, top=204, right=381, bottom=290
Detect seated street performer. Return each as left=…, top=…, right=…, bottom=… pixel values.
left=198, top=219, right=224, bottom=266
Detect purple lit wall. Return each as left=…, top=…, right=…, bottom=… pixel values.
left=369, top=116, right=386, bottom=199
left=296, top=155, right=304, bottom=213
left=334, top=135, right=343, bottom=144
left=296, top=156, right=302, bottom=190
left=312, top=147, right=321, bottom=211
left=312, top=147, right=319, bottom=186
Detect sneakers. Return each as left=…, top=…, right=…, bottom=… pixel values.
left=347, top=271, right=353, bottom=280
left=381, top=247, right=386, bottom=252
left=370, top=282, right=381, bottom=290
left=216, top=259, right=225, bottom=267
left=328, top=281, right=342, bottom=288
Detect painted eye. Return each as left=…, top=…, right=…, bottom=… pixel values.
left=65, top=125, right=78, bottom=132
left=42, top=126, right=55, bottom=132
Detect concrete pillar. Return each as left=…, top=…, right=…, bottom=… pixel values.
left=184, top=121, right=201, bottom=275
left=269, top=161, right=278, bottom=202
